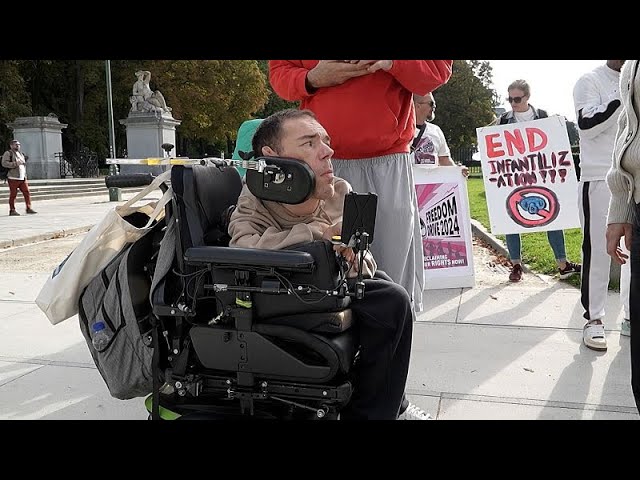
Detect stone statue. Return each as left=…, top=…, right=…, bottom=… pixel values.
left=130, top=70, right=172, bottom=115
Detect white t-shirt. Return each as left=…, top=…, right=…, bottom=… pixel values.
left=413, top=122, right=451, bottom=165
left=513, top=107, right=536, bottom=123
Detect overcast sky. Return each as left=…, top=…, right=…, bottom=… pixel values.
left=485, top=60, right=606, bottom=122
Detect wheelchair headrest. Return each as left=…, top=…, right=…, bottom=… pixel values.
left=171, top=164, right=243, bottom=247
left=246, top=156, right=315, bottom=205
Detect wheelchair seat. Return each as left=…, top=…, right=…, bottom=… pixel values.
left=149, top=160, right=360, bottom=419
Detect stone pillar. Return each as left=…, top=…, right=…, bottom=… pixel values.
left=119, top=113, right=182, bottom=175
left=6, top=115, right=68, bottom=179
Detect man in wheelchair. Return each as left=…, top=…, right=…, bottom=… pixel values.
left=227, top=109, right=429, bottom=420
left=135, top=109, right=430, bottom=420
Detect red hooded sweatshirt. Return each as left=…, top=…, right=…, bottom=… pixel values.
left=269, top=60, right=453, bottom=159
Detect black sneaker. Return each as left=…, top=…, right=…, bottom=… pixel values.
left=9, top=210, right=20, bottom=216
left=26, top=208, right=37, bottom=214
left=509, top=264, right=523, bottom=282
left=559, top=261, right=581, bottom=279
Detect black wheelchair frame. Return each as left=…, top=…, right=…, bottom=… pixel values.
left=106, top=157, right=376, bottom=420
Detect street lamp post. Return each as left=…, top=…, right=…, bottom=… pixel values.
left=105, top=60, right=122, bottom=201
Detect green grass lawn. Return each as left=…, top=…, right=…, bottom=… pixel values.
left=466, top=176, right=582, bottom=287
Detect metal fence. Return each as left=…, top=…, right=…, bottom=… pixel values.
left=56, top=149, right=100, bottom=178
left=450, top=146, right=481, bottom=175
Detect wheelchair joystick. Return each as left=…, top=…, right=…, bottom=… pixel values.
left=353, top=230, right=369, bottom=300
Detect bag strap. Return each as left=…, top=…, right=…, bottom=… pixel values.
left=121, top=169, right=172, bottom=210
left=142, top=186, right=173, bottom=229
left=411, top=124, right=427, bottom=152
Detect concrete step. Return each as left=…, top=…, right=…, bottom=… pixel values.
left=0, top=176, right=156, bottom=202
left=0, top=178, right=107, bottom=187
left=0, top=185, right=107, bottom=195
left=1, top=187, right=148, bottom=203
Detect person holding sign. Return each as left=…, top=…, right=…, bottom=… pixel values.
left=412, top=92, right=469, bottom=177
left=496, top=79, right=581, bottom=283
left=574, top=60, right=627, bottom=352
left=606, top=59, right=640, bottom=413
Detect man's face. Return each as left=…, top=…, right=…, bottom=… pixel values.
left=10, top=142, right=20, bottom=151
left=414, top=93, right=436, bottom=124
left=264, top=116, right=336, bottom=201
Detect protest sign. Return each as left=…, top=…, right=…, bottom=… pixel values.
left=414, top=166, right=475, bottom=289
left=476, top=116, right=579, bottom=234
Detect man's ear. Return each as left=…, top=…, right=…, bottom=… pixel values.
left=262, top=146, right=277, bottom=157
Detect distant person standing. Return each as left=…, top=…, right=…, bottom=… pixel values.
left=412, top=92, right=468, bottom=177
left=496, top=79, right=581, bottom=283
left=573, top=60, right=627, bottom=351
left=1, top=140, right=37, bottom=216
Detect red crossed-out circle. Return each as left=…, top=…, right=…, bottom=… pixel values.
left=506, top=186, right=559, bottom=228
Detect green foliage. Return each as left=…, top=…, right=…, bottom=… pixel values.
left=432, top=60, right=497, bottom=150
left=11, top=60, right=270, bottom=160
left=146, top=60, right=269, bottom=144
left=466, top=177, right=491, bottom=228
left=254, top=60, right=299, bottom=118
left=15, top=60, right=110, bottom=157
left=566, top=119, right=579, bottom=146
left=467, top=177, right=582, bottom=284
left=1, top=60, right=501, bottom=165
left=0, top=61, right=32, bottom=147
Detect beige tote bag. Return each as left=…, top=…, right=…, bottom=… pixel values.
left=36, top=170, right=172, bottom=325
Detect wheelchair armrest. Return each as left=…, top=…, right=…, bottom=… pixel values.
left=184, top=246, right=315, bottom=273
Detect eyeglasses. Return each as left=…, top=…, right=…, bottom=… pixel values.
left=507, top=96, right=526, bottom=104
left=416, top=101, right=436, bottom=108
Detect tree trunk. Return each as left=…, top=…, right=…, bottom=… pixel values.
left=75, top=61, right=84, bottom=151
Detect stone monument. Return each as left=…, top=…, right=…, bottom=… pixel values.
left=6, top=114, right=68, bottom=179
left=119, top=70, right=181, bottom=175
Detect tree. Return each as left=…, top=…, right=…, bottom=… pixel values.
left=254, top=60, right=299, bottom=118
left=16, top=60, right=112, bottom=157
left=431, top=60, right=497, bottom=150
left=566, top=119, right=579, bottom=146
left=0, top=61, right=31, bottom=148
left=135, top=60, right=269, bottom=156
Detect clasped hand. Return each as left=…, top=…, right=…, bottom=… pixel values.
left=322, top=222, right=359, bottom=274
left=307, top=60, right=393, bottom=89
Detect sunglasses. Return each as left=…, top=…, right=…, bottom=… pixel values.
left=507, top=95, right=526, bottom=104
left=416, top=101, right=436, bottom=108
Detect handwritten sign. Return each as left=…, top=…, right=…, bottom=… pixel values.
left=476, top=115, right=580, bottom=234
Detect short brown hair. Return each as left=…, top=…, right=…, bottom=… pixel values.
left=252, top=109, right=317, bottom=156
left=508, top=79, right=530, bottom=96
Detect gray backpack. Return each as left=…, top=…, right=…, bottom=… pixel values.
left=78, top=218, right=164, bottom=400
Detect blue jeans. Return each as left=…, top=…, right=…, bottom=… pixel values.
left=505, top=230, right=567, bottom=263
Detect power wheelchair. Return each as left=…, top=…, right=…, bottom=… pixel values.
left=107, top=157, right=377, bottom=420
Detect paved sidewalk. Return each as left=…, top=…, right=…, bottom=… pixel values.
left=0, top=194, right=637, bottom=420
left=0, top=190, right=160, bottom=248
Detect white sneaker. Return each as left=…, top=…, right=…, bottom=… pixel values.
left=397, top=402, right=432, bottom=420
left=621, top=319, right=631, bottom=337
left=583, top=321, right=607, bottom=351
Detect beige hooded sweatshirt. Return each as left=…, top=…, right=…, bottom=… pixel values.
left=228, top=177, right=377, bottom=278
